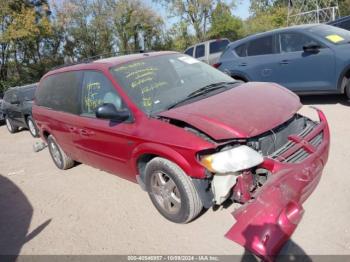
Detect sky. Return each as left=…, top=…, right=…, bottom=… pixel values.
left=235, top=1, right=251, bottom=19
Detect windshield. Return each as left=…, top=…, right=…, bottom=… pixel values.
left=308, top=24, right=350, bottom=45
left=110, top=53, right=235, bottom=114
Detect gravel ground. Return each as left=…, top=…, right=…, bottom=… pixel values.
left=0, top=95, right=350, bottom=258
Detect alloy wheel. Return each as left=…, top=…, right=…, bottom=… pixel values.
left=49, top=141, right=62, bottom=167
left=28, top=119, right=37, bottom=136
left=6, top=118, right=13, bottom=132
left=150, top=171, right=181, bottom=215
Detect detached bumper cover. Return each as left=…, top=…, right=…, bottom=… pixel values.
left=225, top=109, right=330, bottom=260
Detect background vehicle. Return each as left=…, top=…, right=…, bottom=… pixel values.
left=328, top=15, right=350, bottom=31
left=217, top=24, right=350, bottom=98
left=33, top=52, right=329, bottom=259
left=184, top=38, right=230, bottom=65
left=2, top=83, right=39, bottom=137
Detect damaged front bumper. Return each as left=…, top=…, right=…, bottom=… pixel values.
left=225, top=109, right=330, bottom=260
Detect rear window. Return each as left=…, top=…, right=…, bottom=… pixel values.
left=3, top=90, right=12, bottom=102
left=184, top=47, right=194, bottom=56
left=3, top=90, right=18, bottom=103
left=21, top=86, right=36, bottom=101
left=195, top=44, right=205, bottom=58
left=36, top=71, right=82, bottom=114
left=209, top=40, right=229, bottom=54
left=247, top=35, right=274, bottom=56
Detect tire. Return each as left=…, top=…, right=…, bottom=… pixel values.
left=145, top=157, right=203, bottom=223
left=345, top=78, right=350, bottom=100
left=26, top=116, right=39, bottom=138
left=47, top=135, right=75, bottom=170
left=5, top=116, right=18, bottom=134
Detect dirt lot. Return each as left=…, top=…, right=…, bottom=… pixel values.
left=1, top=95, right=350, bottom=257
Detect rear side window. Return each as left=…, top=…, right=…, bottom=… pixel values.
left=235, top=44, right=247, bottom=57
left=36, top=71, right=82, bottom=114
left=247, top=35, right=274, bottom=56
left=209, top=40, right=229, bottom=54
left=184, top=47, right=194, bottom=56
left=195, top=44, right=205, bottom=58
left=81, top=71, right=124, bottom=116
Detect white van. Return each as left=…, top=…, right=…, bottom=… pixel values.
left=184, top=38, right=230, bottom=66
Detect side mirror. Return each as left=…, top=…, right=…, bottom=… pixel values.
left=303, top=43, right=321, bottom=53
left=96, top=103, right=130, bottom=122
left=10, top=100, right=20, bottom=105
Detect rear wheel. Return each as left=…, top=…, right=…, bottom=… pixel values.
left=345, top=78, right=350, bottom=100
left=47, top=135, right=75, bottom=170
left=145, top=157, right=203, bottom=223
left=26, top=116, right=39, bottom=137
left=5, top=116, right=18, bottom=134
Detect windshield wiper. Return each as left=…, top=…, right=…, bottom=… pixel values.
left=167, top=81, right=237, bottom=110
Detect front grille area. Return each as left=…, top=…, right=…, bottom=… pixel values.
left=271, top=127, right=324, bottom=164
left=247, top=114, right=325, bottom=164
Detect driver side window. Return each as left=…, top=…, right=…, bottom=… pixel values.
left=81, top=71, right=124, bottom=117
left=280, top=32, right=322, bottom=53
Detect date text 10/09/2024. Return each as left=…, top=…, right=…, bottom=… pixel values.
left=127, top=256, right=220, bottom=261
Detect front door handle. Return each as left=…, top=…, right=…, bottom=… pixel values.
left=279, top=60, right=289, bottom=65
left=239, top=62, right=248, bottom=67
left=68, top=126, right=79, bottom=134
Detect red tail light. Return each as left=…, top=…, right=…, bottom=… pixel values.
left=213, top=62, right=222, bottom=68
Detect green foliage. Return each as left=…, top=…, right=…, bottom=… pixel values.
left=107, top=0, right=164, bottom=52
left=208, top=2, right=243, bottom=40
left=167, top=21, right=197, bottom=51
left=0, top=0, right=58, bottom=92
left=338, top=0, right=350, bottom=16
left=244, top=0, right=287, bottom=36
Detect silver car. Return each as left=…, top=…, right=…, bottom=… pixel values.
left=184, top=38, right=230, bottom=66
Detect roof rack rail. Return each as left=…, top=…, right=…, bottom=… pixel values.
left=52, top=49, right=153, bottom=70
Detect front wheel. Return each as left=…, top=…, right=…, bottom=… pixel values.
left=27, top=116, right=39, bottom=137
left=145, top=157, right=203, bottom=223
left=5, top=116, right=18, bottom=134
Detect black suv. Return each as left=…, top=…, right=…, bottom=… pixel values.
left=2, top=83, right=39, bottom=137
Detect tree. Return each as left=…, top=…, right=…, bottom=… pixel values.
left=53, top=0, right=113, bottom=60
left=338, top=0, right=350, bottom=16
left=167, top=21, right=196, bottom=51
left=107, top=0, right=164, bottom=52
left=156, top=0, right=221, bottom=41
left=0, top=0, right=56, bottom=92
left=208, top=2, right=243, bottom=40
left=244, top=0, right=287, bottom=35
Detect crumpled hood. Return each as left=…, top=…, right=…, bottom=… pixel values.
left=159, top=82, right=302, bottom=140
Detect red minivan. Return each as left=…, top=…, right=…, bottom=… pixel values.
left=33, top=51, right=330, bottom=259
